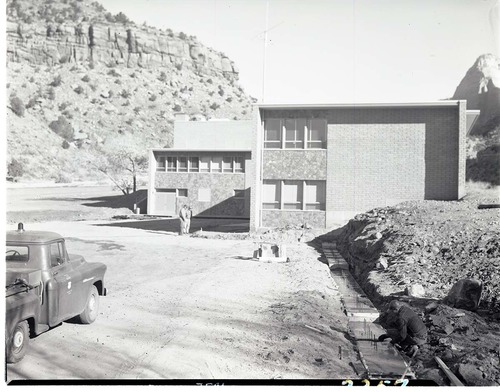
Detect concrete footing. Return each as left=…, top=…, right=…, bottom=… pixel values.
left=322, top=242, right=415, bottom=379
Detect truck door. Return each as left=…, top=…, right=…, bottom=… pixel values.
left=49, top=241, right=81, bottom=322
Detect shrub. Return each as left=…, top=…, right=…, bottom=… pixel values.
left=59, top=101, right=71, bottom=111
left=62, top=109, right=73, bottom=119
left=10, top=95, right=25, bottom=117
left=8, top=159, right=24, bottom=178
left=173, top=104, right=182, bottom=112
left=175, top=63, right=183, bottom=71
left=104, top=12, right=115, bottom=22
left=149, top=94, right=157, bottom=102
left=59, top=55, right=70, bottom=64
left=209, top=102, right=220, bottom=110
left=50, top=75, right=62, bottom=87
left=26, top=96, right=38, bottom=109
left=108, top=69, right=121, bottom=77
left=178, top=31, right=187, bottom=40
left=81, top=75, right=90, bottom=82
left=62, top=140, right=71, bottom=149
left=158, top=71, right=167, bottom=82
left=133, top=106, right=141, bottom=114
left=114, top=12, right=130, bottom=24
left=74, top=85, right=84, bottom=94
left=49, top=116, right=74, bottom=140
left=47, top=87, right=56, bottom=100
left=120, top=89, right=131, bottom=98
left=55, top=172, right=72, bottom=183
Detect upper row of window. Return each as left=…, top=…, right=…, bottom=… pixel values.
left=157, top=155, right=245, bottom=173
left=264, top=118, right=327, bottom=149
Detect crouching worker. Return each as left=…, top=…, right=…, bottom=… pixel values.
left=378, top=300, right=427, bottom=356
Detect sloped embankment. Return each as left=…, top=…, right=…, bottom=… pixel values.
left=317, top=188, right=500, bottom=385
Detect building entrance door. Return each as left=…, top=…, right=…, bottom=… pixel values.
left=154, top=189, right=177, bottom=216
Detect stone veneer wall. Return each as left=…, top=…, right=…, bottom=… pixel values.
left=261, top=210, right=326, bottom=228
left=155, top=172, right=248, bottom=217
left=262, top=150, right=327, bottom=180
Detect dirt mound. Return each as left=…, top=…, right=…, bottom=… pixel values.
left=318, top=184, right=500, bottom=385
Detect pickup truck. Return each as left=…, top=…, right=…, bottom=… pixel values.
left=5, top=223, right=107, bottom=363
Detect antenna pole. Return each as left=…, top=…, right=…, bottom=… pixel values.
left=262, top=0, right=269, bottom=102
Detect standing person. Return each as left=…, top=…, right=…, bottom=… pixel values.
left=179, top=204, right=188, bottom=235
left=184, top=206, right=192, bottom=235
left=378, top=300, right=427, bottom=356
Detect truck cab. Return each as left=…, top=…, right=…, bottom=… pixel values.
left=5, top=223, right=107, bottom=363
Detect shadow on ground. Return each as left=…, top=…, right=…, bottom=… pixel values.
left=95, top=217, right=250, bottom=234
left=36, top=190, right=148, bottom=210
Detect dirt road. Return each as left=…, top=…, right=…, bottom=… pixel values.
left=6, top=219, right=358, bottom=382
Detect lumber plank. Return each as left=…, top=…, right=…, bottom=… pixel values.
left=435, top=356, right=465, bottom=386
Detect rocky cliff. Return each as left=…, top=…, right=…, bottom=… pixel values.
left=6, top=0, right=254, bottom=184
left=452, top=53, right=500, bottom=136
left=6, top=12, right=239, bottom=80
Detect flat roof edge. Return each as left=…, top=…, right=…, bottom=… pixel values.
left=254, top=100, right=464, bottom=109
left=150, top=148, right=252, bottom=152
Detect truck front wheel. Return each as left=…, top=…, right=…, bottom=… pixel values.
left=78, top=285, right=99, bottom=324
left=7, top=320, right=30, bottom=363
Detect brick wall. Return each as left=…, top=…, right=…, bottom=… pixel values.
left=327, top=123, right=426, bottom=212
left=256, top=105, right=464, bottom=229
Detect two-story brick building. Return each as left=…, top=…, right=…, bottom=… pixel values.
left=149, top=101, right=469, bottom=231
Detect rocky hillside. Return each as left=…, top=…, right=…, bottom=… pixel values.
left=6, top=0, right=255, bottom=183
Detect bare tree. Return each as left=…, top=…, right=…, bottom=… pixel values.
left=89, top=134, right=148, bottom=195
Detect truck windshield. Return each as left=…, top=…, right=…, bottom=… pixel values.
left=6, top=246, right=29, bottom=262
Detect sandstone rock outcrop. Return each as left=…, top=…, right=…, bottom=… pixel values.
left=452, top=54, right=500, bottom=136
left=6, top=17, right=239, bottom=81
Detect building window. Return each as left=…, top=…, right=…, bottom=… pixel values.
left=308, top=119, right=327, bottom=149
left=234, top=157, right=244, bottom=173
left=189, top=157, right=199, bottom=172
left=261, top=180, right=326, bottom=211
left=198, top=188, right=211, bottom=202
left=156, top=156, right=166, bottom=171
left=211, top=156, right=222, bottom=173
left=264, top=119, right=282, bottom=148
left=177, top=189, right=188, bottom=197
left=166, top=156, right=177, bottom=172
left=263, top=118, right=327, bottom=149
left=283, top=180, right=303, bottom=210
left=234, top=189, right=245, bottom=199
left=285, top=118, right=305, bottom=149
left=222, top=157, right=233, bottom=173
left=162, top=154, right=245, bottom=174
left=178, top=157, right=188, bottom=172
left=305, top=181, right=326, bottom=210
left=262, top=180, right=280, bottom=210
left=200, top=156, right=210, bottom=172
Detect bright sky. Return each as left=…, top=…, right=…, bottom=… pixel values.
left=55, top=1, right=500, bottom=103
left=98, top=0, right=497, bottom=104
